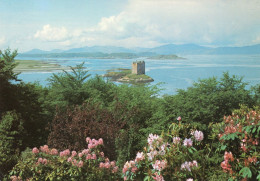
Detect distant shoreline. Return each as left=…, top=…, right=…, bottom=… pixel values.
left=17, top=52, right=185, bottom=60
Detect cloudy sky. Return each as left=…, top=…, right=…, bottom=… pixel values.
left=1, top=0, right=260, bottom=52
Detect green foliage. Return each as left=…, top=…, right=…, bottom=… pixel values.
left=0, top=48, right=19, bottom=83
left=0, top=48, right=19, bottom=116
left=0, top=111, right=24, bottom=175
left=163, top=72, right=254, bottom=126
left=46, top=63, right=91, bottom=111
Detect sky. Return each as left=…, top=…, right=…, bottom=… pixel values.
left=1, top=0, right=260, bottom=52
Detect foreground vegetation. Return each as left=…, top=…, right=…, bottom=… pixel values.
left=0, top=49, right=259, bottom=180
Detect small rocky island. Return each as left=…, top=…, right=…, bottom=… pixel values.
left=104, top=61, right=154, bottom=83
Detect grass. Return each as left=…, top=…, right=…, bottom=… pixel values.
left=125, top=73, right=152, bottom=79
left=103, top=69, right=131, bottom=79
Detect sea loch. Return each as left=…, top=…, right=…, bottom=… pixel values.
left=17, top=54, right=260, bottom=95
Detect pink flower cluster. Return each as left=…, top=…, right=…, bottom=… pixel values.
left=152, top=160, right=167, bottom=171
left=85, top=153, right=97, bottom=160
left=123, top=161, right=138, bottom=174
left=67, top=158, right=84, bottom=168
left=172, top=137, right=181, bottom=145
left=194, top=130, right=204, bottom=141
left=221, top=151, right=234, bottom=174
left=32, top=147, right=39, bottom=154
left=37, top=157, right=48, bottom=165
left=50, top=148, right=58, bottom=155
left=40, top=145, right=49, bottom=154
left=147, top=134, right=160, bottom=147
left=183, top=138, right=193, bottom=147
left=86, top=137, right=103, bottom=149
left=10, top=176, right=22, bottom=181
left=147, top=134, right=167, bottom=160
left=180, top=160, right=198, bottom=172
left=99, top=158, right=119, bottom=173
left=152, top=172, right=165, bottom=181
left=60, top=149, right=70, bottom=157
left=135, top=152, right=145, bottom=162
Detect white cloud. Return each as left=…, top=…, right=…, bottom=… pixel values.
left=34, top=24, right=70, bottom=42
left=28, top=0, right=260, bottom=50
left=77, top=0, right=260, bottom=47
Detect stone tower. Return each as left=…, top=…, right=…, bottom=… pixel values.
left=132, top=61, right=145, bottom=75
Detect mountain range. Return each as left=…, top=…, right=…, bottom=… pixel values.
left=22, top=43, right=260, bottom=55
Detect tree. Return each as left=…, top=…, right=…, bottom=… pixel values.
left=162, top=72, right=255, bottom=127
left=0, top=111, right=24, bottom=175
left=0, top=48, right=19, bottom=117
left=46, top=63, right=91, bottom=113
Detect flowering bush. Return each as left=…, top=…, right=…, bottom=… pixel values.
left=9, top=137, right=119, bottom=180
left=122, top=117, right=205, bottom=181
left=217, top=107, right=260, bottom=180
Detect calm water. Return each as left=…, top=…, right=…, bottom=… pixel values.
left=17, top=55, right=260, bottom=95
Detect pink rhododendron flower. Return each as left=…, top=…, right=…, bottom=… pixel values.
left=192, top=160, right=198, bottom=167
left=91, top=154, right=97, bottom=160
left=98, top=138, right=103, bottom=145
left=82, top=149, right=90, bottom=155
left=152, top=172, right=165, bottom=181
left=86, top=137, right=91, bottom=143
left=37, top=158, right=48, bottom=165
left=112, top=166, right=119, bottom=173
left=67, top=157, right=72, bottom=162
left=181, top=160, right=198, bottom=171
left=147, top=150, right=158, bottom=161
left=42, top=158, right=48, bottom=165
left=77, top=160, right=83, bottom=168
left=86, top=154, right=91, bottom=160
left=87, top=138, right=103, bottom=149
left=99, top=162, right=104, bottom=168
left=10, top=176, right=22, bottom=181
left=40, top=145, right=49, bottom=153
left=38, top=157, right=43, bottom=163
left=221, top=160, right=232, bottom=173
left=152, top=160, right=167, bottom=171
left=194, top=130, right=204, bottom=141
left=111, top=161, right=116, bottom=167
left=104, top=162, right=110, bottom=168
left=78, top=153, right=83, bottom=157
left=32, top=147, right=39, bottom=154
left=177, top=116, right=182, bottom=121
left=60, top=149, right=70, bottom=157
left=71, top=151, right=77, bottom=157
left=135, top=152, right=144, bottom=162
left=224, top=151, right=234, bottom=162
left=122, top=161, right=137, bottom=174
left=183, top=138, right=193, bottom=147
left=172, top=137, right=181, bottom=144
left=50, top=148, right=58, bottom=155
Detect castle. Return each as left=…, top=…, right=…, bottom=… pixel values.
left=132, top=61, right=145, bottom=75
